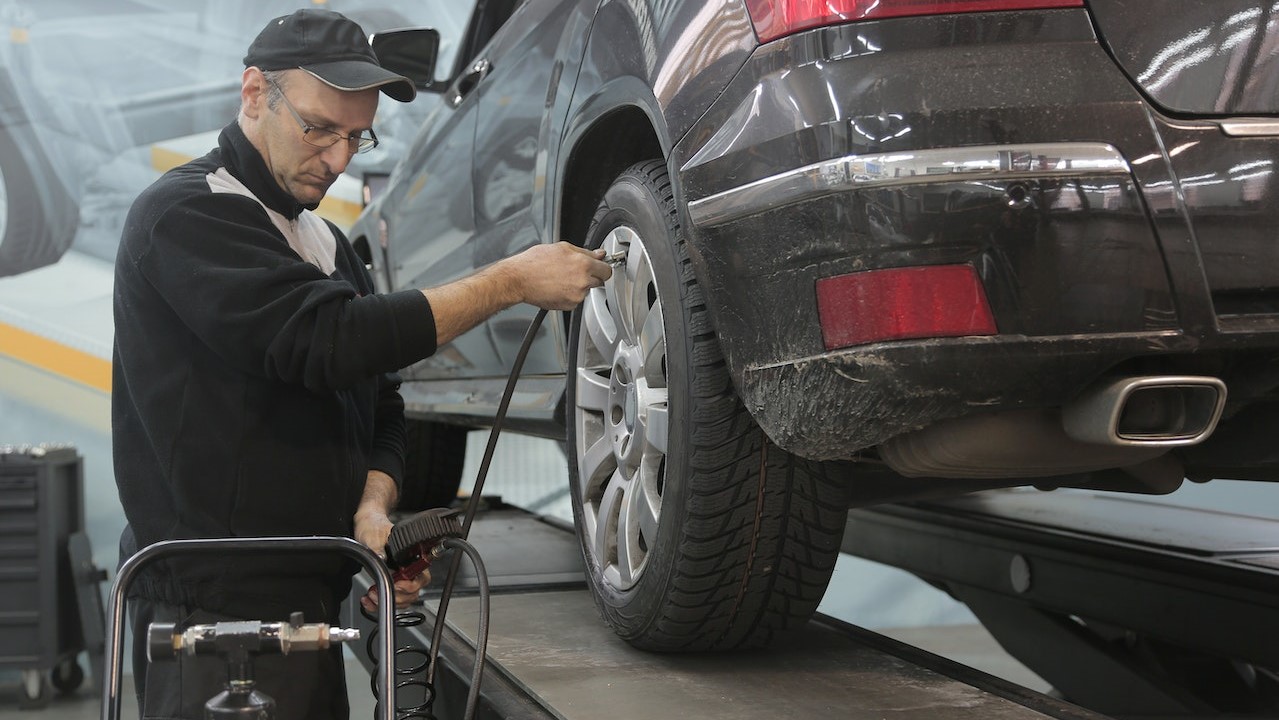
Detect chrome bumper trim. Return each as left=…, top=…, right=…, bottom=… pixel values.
left=686, top=142, right=1131, bottom=228
left=1219, top=118, right=1279, bottom=137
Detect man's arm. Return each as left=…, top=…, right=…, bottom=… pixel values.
left=424, top=242, right=611, bottom=346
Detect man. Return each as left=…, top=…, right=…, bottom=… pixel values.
left=112, top=9, right=610, bottom=719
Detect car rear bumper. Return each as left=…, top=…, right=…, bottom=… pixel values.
left=673, top=8, right=1279, bottom=460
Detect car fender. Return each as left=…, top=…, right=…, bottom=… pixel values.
left=552, top=0, right=757, bottom=282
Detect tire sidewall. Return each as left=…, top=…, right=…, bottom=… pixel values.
left=567, top=162, right=695, bottom=638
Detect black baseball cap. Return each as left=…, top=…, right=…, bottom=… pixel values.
left=243, top=9, right=416, bottom=102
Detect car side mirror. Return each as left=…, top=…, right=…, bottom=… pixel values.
left=371, top=28, right=448, bottom=95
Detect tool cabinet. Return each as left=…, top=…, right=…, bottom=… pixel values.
left=0, top=445, right=85, bottom=706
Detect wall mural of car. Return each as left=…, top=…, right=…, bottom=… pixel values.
left=0, top=0, right=466, bottom=277
left=365, top=0, right=1279, bottom=653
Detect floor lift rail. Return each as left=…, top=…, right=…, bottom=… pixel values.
left=842, top=490, right=1279, bottom=718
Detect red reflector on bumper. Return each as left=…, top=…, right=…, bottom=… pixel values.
left=816, top=265, right=997, bottom=350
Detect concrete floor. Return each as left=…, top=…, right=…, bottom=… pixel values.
left=0, top=623, right=1044, bottom=719
left=0, top=651, right=378, bottom=719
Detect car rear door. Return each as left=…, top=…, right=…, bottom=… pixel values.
left=469, top=0, right=595, bottom=375
left=381, top=2, right=509, bottom=380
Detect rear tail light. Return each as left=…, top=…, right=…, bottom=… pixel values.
left=815, top=264, right=997, bottom=350
left=745, top=0, right=1085, bottom=43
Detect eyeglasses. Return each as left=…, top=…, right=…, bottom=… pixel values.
left=267, top=78, right=379, bottom=154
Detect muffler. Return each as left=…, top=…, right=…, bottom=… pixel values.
left=1062, top=376, right=1227, bottom=447
left=879, top=410, right=1170, bottom=479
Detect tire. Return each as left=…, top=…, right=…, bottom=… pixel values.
left=566, top=160, right=848, bottom=651
left=398, top=418, right=468, bottom=511
left=0, top=124, right=77, bottom=277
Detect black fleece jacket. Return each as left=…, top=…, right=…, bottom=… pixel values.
left=112, top=122, right=436, bottom=620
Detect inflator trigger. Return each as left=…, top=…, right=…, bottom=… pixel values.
left=385, top=507, right=464, bottom=582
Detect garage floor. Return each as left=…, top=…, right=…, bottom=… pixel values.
left=0, top=622, right=1045, bottom=719
left=0, top=655, right=377, bottom=719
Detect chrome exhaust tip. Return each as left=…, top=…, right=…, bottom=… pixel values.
left=1062, top=376, right=1227, bottom=447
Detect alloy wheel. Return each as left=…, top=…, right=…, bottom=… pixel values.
left=572, top=225, right=669, bottom=591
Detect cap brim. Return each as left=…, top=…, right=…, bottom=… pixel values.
left=300, top=61, right=416, bottom=102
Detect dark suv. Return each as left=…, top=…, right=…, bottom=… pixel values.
left=353, top=0, right=1279, bottom=651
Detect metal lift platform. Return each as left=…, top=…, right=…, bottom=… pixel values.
left=842, top=489, right=1279, bottom=719
left=348, top=499, right=1108, bottom=720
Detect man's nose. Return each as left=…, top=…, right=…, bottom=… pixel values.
left=320, top=141, right=353, bottom=175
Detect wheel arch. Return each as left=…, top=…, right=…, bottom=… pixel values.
left=558, top=103, right=664, bottom=251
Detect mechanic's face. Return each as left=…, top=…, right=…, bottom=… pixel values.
left=244, top=69, right=379, bottom=206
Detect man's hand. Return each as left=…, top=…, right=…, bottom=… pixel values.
left=361, top=571, right=431, bottom=612
left=501, top=242, right=612, bottom=311
left=424, top=241, right=612, bottom=346
left=354, top=469, right=431, bottom=610
left=354, top=502, right=432, bottom=610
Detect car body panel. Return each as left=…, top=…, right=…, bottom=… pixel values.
left=471, top=0, right=600, bottom=376
left=1143, top=119, right=1279, bottom=324
left=1088, top=0, right=1279, bottom=115
left=561, top=0, right=755, bottom=174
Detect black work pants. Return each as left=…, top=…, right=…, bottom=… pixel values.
left=130, top=597, right=350, bottom=720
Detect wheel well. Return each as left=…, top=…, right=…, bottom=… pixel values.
left=559, top=107, right=663, bottom=247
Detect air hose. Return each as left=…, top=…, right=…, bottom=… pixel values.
left=367, top=307, right=549, bottom=720
left=427, top=307, right=549, bottom=709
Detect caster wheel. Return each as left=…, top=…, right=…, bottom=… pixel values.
left=19, top=669, right=50, bottom=709
left=52, top=659, right=85, bottom=693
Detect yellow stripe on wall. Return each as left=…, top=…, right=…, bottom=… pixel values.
left=150, top=145, right=192, bottom=174
left=318, top=196, right=361, bottom=228
left=0, top=322, right=111, bottom=393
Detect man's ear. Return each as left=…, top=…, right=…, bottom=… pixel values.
left=241, top=67, right=267, bottom=120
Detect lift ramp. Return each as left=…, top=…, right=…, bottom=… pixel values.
left=347, top=500, right=1105, bottom=720
left=842, top=489, right=1279, bottom=718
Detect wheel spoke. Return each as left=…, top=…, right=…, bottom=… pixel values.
left=638, top=297, right=666, bottom=384
left=614, top=478, right=646, bottom=587
left=641, top=401, right=669, bottom=455
left=629, top=252, right=657, bottom=348
left=625, top=236, right=644, bottom=274
left=583, top=287, right=619, bottom=364
left=596, top=469, right=627, bottom=582
left=605, top=227, right=637, bottom=340
left=629, top=463, right=661, bottom=549
left=578, top=434, right=614, bottom=503
left=575, top=367, right=610, bottom=413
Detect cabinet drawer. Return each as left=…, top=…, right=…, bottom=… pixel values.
left=0, top=617, right=41, bottom=664
left=0, top=511, right=38, bottom=535
left=0, top=576, right=39, bottom=613
left=0, top=475, right=36, bottom=511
